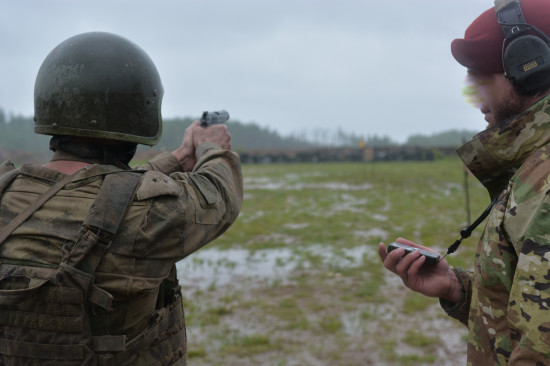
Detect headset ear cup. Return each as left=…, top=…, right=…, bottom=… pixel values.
left=503, top=35, right=550, bottom=94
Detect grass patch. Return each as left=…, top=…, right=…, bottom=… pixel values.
left=187, top=348, right=207, bottom=358
left=318, top=315, right=343, bottom=333
left=403, top=329, right=439, bottom=347
left=402, top=292, right=435, bottom=314
left=221, top=334, right=274, bottom=356
left=177, top=158, right=480, bottom=365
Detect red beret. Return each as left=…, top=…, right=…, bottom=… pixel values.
left=452, top=0, right=550, bottom=73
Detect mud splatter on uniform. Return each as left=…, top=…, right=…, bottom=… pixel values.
left=442, top=93, right=550, bottom=365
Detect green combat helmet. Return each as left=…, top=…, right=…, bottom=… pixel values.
left=34, top=32, right=163, bottom=146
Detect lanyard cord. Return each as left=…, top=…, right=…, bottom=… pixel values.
left=440, top=195, right=499, bottom=261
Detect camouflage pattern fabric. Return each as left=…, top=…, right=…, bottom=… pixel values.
left=443, top=93, right=550, bottom=365
left=0, top=143, right=243, bottom=365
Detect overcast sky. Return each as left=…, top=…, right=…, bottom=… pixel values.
left=1, top=0, right=491, bottom=142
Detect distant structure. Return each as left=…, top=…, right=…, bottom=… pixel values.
left=238, top=146, right=457, bottom=164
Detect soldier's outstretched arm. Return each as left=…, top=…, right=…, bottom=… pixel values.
left=132, top=119, right=243, bottom=261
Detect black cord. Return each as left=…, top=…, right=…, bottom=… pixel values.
left=440, top=196, right=499, bottom=261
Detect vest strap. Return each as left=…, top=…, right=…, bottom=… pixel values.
left=101, top=296, right=186, bottom=365
left=0, top=168, right=86, bottom=245
left=92, top=335, right=127, bottom=352
left=61, top=172, right=142, bottom=280
left=0, top=337, right=84, bottom=360
left=89, top=285, right=114, bottom=311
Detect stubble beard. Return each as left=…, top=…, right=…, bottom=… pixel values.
left=491, top=88, right=534, bottom=126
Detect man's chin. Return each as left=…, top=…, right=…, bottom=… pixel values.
left=484, top=114, right=496, bottom=128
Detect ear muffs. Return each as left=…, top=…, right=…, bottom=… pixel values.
left=498, top=0, right=550, bottom=94
left=504, top=34, right=550, bottom=94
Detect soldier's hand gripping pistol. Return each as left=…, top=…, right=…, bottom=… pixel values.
left=200, top=110, right=230, bottom=127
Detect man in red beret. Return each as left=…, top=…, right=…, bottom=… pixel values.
left=379, top=0, right=550, bottom=364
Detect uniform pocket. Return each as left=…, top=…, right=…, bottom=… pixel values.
left=188, top=175, right=221, bottom=225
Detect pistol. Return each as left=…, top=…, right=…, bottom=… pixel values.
left=387, top=242, right=440, bottom=266
left=200, top=110, right=230, bottom=127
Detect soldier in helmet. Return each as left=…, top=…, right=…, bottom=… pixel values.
left=379, top=0, right=550, bottom=364
left=0, top=32, right=242, bottom=365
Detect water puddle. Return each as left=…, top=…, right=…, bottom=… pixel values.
left=353, top=228, right=389, bottom=241
left=244, top=176, right=373, bottom=191
left=177, top=244, right=379, bottom=289
left=177, top=248, right=296, bottom=289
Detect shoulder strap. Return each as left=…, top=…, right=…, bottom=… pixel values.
left=62, top=171, right=143, bottom=275
left=85, top=171, right=143, bottom=234
left=59, top=171, right=143, bottom=312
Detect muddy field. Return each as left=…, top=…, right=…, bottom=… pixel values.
left=176, top=160, right=487, bottom=365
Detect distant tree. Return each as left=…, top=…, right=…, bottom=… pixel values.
left=146, top=118, right=317, bottom=152
left=0, top=110, right=476, bottom=154
left=404, top=129, right=477, bottom=147
left=363, top=134, right=397, bottom=147
left=3, top=114, right=50, bottom=152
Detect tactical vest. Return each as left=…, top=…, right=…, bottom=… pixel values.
left=0, top=163, right=186, bottom=365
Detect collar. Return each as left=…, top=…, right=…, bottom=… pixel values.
left=20, top=163, right=125, bottom=186
left=51, top=149, right=102, bottom=164
left=457, top=93, right=550, bottom=199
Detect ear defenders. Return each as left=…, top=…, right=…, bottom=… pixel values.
left=496, top=0, right=550, bottom=94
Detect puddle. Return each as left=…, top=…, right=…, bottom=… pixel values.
left=177, top=248, right=296, bottom=289
left=246, top=181, right=373, bottom=191
left=244, top=176, right=373, bottom=191
left=329, top=194, right=369, bottom=213
left=341, top=310, right=365, bottom=335
left=177, top=244, right=379, bottom=290
left=284, top=223, right=310, bottom=230
left=353, top=228, right=389, bottom=241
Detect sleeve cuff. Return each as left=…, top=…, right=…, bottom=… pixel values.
left=195, top=142, right=222, bottom=159
left=439, top=267, right=471, bottom=324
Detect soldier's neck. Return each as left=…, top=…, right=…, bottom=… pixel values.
left=43, top=160, right=89, bottom=175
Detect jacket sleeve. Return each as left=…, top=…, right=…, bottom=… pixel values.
left=132, top=144, right=242, bottom=261
left=134, top=151, right=183, bottom=175
left=439, top=267, right=472, bottom=326
left=170, top=143, right=243, bottom=257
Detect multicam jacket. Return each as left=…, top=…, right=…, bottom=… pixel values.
left=442, top=93, right=550, bottom=365
left=0, top=143, right=243, bottom=365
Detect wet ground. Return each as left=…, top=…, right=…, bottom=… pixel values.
left=177, top=246, right=468, bottom=365
left=175, top=161, right=477, bottom=365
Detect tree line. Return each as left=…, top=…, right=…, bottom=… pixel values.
left=0, top=109, right=477, bottom=156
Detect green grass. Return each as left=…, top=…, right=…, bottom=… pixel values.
left=178, top=157, right=481, bottom=365
left=218, top=160, right=487, bottom=254
left=403, top=292, right=436, bottom=314
left=221, top=334, right=275, bottom=356
left=404, top=329, right=439, bottom=347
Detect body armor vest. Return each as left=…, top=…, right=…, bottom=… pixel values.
left=0, top=164, right=186, bottom=365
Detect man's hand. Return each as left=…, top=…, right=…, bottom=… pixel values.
left=378, top=238, right=461, bottom=303
left=192, top=121, right=231, bottom=150
left=172, top=120, right=232, bottom=172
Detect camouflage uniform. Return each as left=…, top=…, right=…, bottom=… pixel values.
left=0, top=144, right=243, bottom=364
left=442, top=93, right=550, bottom=365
